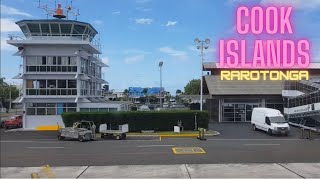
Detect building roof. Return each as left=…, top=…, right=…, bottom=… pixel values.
left=15, top=19, right=98, bottom=42
left=204, top=75, right=284, bottom=95
left=203, top=62, right=320, bottom=70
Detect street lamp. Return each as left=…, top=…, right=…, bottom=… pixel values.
left=194, top=38, right=210, bottom=111
left=159, top=61, right=163, bottom=108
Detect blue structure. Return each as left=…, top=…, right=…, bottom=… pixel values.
left=128, top=87, right=145, bottom=98
left=128, top=87, right=164, bottom=98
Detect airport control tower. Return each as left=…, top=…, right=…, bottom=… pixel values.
left=7, top=2, right=128, bottom=129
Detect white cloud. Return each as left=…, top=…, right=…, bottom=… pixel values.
left=101, top=57, right=110, bottom=65
left=123, top=49, right=151, bottom=55
left=159, top=47, right=188, bottom=60
left=0, top=18, right=20, bottom=32
left=112, top=11, right=121, bottom=15
left=124, top=55, right=145, bottom=64
left=1, top=5, right=32, bottom=17
left=136, top=7, right=152, bottom=12
left=135, top=18, right=153, bottom=25
left=165, top=21, right=178, bottom=27
left=260, top=0, right=320, bottom=9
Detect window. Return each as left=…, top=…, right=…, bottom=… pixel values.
left=47, top=80, right=56, bottom=88
left=58, top=80, right=66, bottom=88
left=27, top=56, right=37, bottom=65
left=39, top=80, right=46, bottom=88
left=68, top=80, right=76, bottom=88
left=42, top=56, right=47, bottom=65
left=26, top=108, right=36, bottom=115
left=265, top=117, right=271, bottom=125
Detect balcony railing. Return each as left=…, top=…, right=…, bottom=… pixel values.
left=26, top=88, right=77, bottom=96
left=8, top=33, right=101, bottom=51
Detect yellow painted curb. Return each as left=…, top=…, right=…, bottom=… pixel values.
left=36, top=125, right=61, bottom=131
left=160, top=134, right=199, bottom=141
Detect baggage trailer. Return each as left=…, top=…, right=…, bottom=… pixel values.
left=99, top=124, right=129, bottom=140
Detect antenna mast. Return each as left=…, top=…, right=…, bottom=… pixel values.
left=37, top=0, right=80, bottom=20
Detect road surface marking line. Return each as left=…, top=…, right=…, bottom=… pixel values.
left=138, top=145, right=175, bottom=147
left=27, top=147, right=64, bottom=149
left=243, top=144, right=280, bottom=146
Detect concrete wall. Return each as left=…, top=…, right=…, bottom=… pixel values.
left=25, top=115, right=64, bottom=129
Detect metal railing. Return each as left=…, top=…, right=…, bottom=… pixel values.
left=8, top=33, right=101, bottom=51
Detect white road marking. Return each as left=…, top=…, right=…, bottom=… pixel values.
left=137, top=145, right=175, bottom=147
left=243, top=144, right=280, bottom=146
left=27, top=147, right=64, bottom=149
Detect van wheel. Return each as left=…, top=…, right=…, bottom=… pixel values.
left=268, top=129, right=273, bottom=136
left=252, top=124, right=256, bottom=131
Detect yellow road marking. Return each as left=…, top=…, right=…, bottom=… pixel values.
left=172, top=147, right=206, bottom=155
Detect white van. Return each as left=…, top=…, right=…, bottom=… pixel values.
left=251, top=108, right=290, bottom=136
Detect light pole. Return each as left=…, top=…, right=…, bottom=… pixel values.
left=159, top=61, right=163, bottom=108
left=194, top=38, right=210, bottom=111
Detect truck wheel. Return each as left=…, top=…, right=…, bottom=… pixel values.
left=85, top=133, right=92, bottom=141
left=252, top=124, right=256, bottom=131
left=79, top=135, right=85, bottom=142
left=121, top=134, right=126, bottom=139
left=268, top=129, right=273, bottom=136
left=115, top=135, right=121, bottom=140
left=58, top=135, right=64, bottom=140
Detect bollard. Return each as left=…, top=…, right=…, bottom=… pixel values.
left=307, top=129, right=313, bottom=140
left=197, top=128, right=206, bottom=141
left=31, top=173, right=39, bottom=179
left=300, top=128, right=305, bottom=139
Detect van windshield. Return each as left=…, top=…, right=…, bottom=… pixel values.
left=269, top=116, right=286, bottom=123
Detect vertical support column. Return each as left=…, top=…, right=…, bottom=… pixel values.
left=22, top=56, right=27, bottom=129
left=218, top=98, right=222, bottom=122
left=76, top=55, right=81, bottom=112
left=261, top=98, right=266, bottom=107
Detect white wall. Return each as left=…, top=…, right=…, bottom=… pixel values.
left=25, top=115, right=64, bottom=129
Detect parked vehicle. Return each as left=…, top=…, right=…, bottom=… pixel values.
left=99, top=123, right=129, bottom=140
left=138, top=105, right=150, bottom=111
left=58, top=120, right=96, bottom=142
left=3, top=115, right=22, bottom=129
left=251, top=108, right=290, bottom=136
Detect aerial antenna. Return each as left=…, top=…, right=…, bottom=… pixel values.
left=37, top=0, right=55, bottom=19
left=64, top=0, right=80, bottom=20
left=37, top=0, right=80, bottom=20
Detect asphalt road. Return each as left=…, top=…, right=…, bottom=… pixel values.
left=1, top=123, right=320, bottom=167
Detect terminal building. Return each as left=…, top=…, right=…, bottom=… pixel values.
left=7, top=5, right=130, bottom=129
left=203, top=62, right=320, bottom=125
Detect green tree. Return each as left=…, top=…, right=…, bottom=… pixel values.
left=0, top=84, right=19, bottom=109
left=183, top=79, right=200, bottom=95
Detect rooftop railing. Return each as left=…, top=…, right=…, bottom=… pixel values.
left=8, top=33, right=101, bottom=51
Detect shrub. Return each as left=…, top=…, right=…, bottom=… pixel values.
left=61, top=110, right=208, bottom=132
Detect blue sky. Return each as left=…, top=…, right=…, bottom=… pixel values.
left=1, top=0, right=320, bottom=94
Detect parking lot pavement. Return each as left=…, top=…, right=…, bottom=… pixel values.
left=1, top=123, right=320, bottom=167
left=1, top=163, right=320, bottom=178
left=208, top=122, right=320, bottom=139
